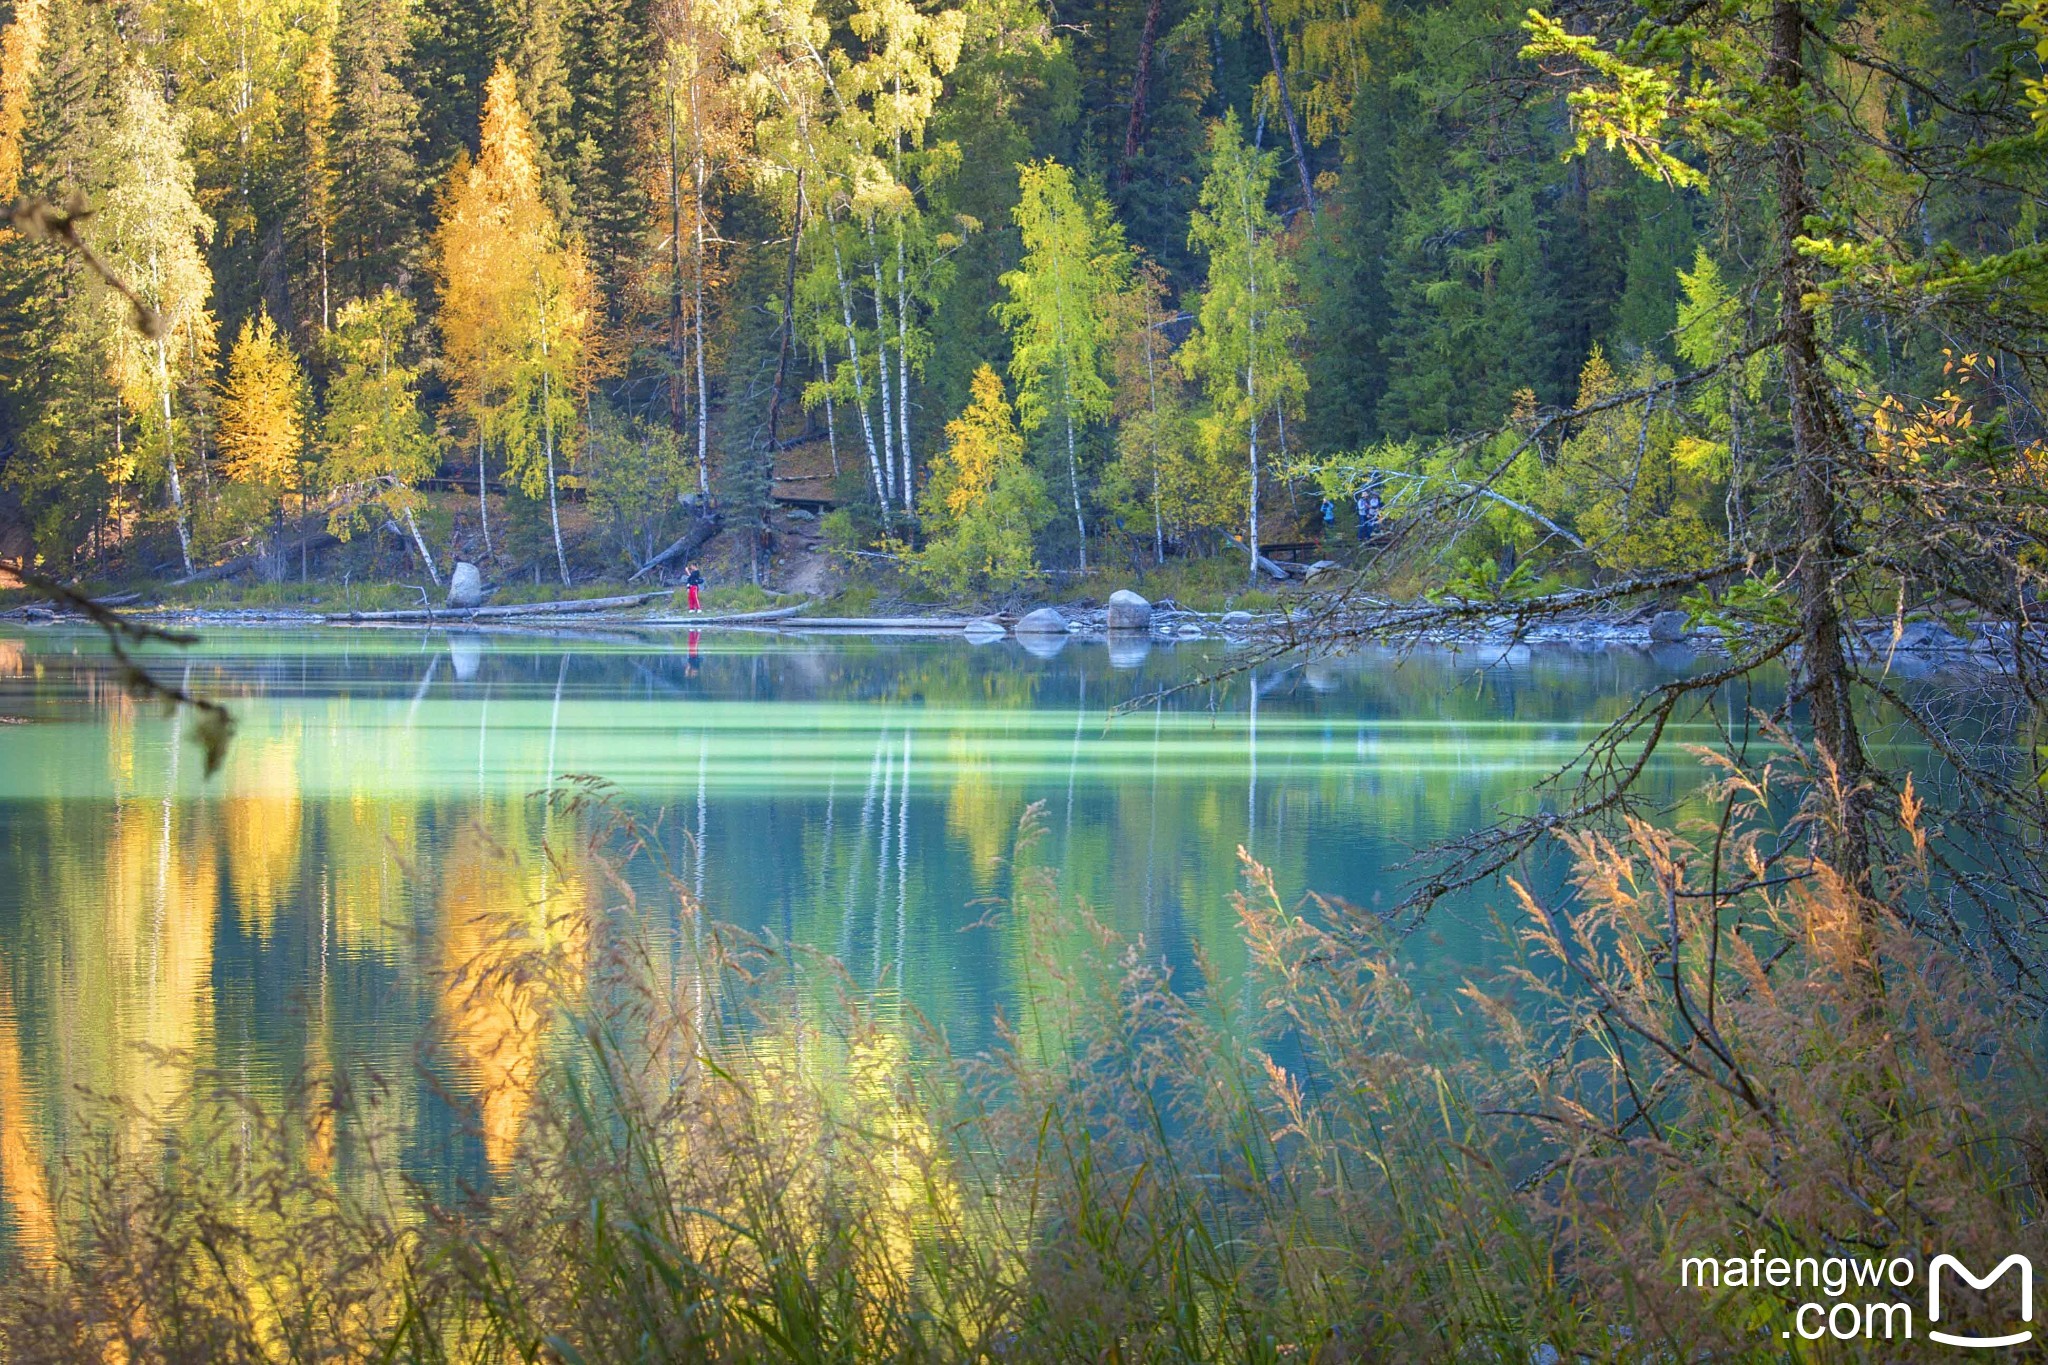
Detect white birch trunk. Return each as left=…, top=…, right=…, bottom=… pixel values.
left=154, top=340, right=193, bottom=576
left=867, top=248, right=898, bottom=510
left=403, top=504, right=441, bottom=586
left=829, top=227, right=890, bottom=529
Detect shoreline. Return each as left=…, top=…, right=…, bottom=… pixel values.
left=0, top=594, right=2021, bottom=670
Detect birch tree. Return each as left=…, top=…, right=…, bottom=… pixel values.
left=1181, top=112, right=1305, bottom=582
left=998, top=158, right=1127, bottom=572
left=653, top=0, right=732, bottom=502
left=436, top=63, right=589, bottom=578
left=99, top=76, right=218, bottom=576
left=731, top=0, right=959, bottom=526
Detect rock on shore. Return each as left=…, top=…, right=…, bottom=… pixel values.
left=1105, top=590, right=1152, bottom=633
left=1015, top=606, right=1069, bottom=636
left=447, top=562, right=484, bottom=609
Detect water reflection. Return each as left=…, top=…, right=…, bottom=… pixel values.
left=0, top=625, right=1771, bottom=1258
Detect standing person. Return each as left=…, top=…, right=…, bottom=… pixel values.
left=685, top=563, right=705, bottom=613
left=1320, top=497, right=1336, bottom=533
left=1354, top=489, right=1371, bottom=542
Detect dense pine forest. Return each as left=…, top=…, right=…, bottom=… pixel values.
left=0, top=0, right=2045, bottom=599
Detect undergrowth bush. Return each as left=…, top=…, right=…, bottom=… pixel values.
left=2, top=766, right=2041, bottom=1362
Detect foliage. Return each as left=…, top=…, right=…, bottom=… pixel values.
left=997, top=158, right=1130, bottom=568
left=581, top=401, right=695, bottom=571
left=217, top=310, right=312, bottom=526
left=318, top=289, right=438, bottom=559
left=1181, top=111, right=1306, bottom=578
left=908, top=364, right=1052, bottom=594
left=95, top=74, right=218, bottom=572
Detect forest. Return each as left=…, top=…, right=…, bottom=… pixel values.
left=1, top=0, right=2043, bottom=601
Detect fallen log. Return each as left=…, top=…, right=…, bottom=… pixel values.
left=1225, top=534, right=1294, bottom=581
left=325, top=590, right=670, bottom=623
left=627, top=514, right=724, bottom=583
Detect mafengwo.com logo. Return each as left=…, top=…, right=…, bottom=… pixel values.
left=1681, top=1250, right=2033, bottom=1347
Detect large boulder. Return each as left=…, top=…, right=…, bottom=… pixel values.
left=1105, top=589, right=1153, bottom=633
left=1014, top=606, right=1069, bottom=637
left=447, top=561, right=484, bottom=610
left=1221, top=610, right=1255, bottom=628
left=1648, top=609, right=1691, bottom=643
left=1303, top=559, right=1342, bottom=580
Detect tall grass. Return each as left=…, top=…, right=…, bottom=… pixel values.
left=3, top=768, right=2042, bottom=1362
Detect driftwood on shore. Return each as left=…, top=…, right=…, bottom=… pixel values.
left=324, top=591, right=673, bottom=623
left=1224, top=534, right=1294, bottom=582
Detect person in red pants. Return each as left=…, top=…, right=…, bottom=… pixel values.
left=685, top=563, right=704, bottom=612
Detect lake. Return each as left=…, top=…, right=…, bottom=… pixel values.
left=0, top=624, right=1760, bottom=1255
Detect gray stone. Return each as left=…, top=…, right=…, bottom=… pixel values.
left=1221, top=610, right=1255, bottom=628
left=1648, top=609, right=1691, bottom=643
left=1105, top=589, right=1153, bottom=633
left=1304, top=559, right=1342, bottom=579
left=447, top=561, right=484, bottom=609
left=1014, top=606, right=1069, bottom=636
left=1177, top=622, right=1206, bottom=638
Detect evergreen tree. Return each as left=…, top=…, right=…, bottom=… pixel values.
left=563, top=0, right=652, bottom=321
left=332, top=0, right=422, bottom=302
left=0, top=0, right=124, bottom=570
left=1299, top=61, right=1397, bottom=451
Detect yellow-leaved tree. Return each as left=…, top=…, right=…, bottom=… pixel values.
left=436, top=62, right=593, bottom=582
left=217, top=309, right=312, bottom=562
left=909, top=365, right=1051, bottom=596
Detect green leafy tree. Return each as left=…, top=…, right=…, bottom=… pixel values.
left=909, top=364, right=1051, bottom=594
left=581, top=400, right=696, bottom=573
left=319, top=287, right=439, bottom=580
left=1181, top=111, right=1306, bottom=581
left=997, top=158, right=1129, bottom=572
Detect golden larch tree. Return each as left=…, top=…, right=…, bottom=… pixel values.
left=218, top=309, right=312, bottom=553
